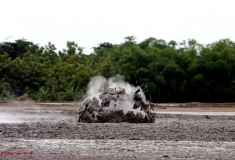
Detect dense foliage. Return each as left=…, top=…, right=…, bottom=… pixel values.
left=1, top=37, right=235, bottom=102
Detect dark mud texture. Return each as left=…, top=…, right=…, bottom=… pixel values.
left=1, top=112, right=235, bottom=141
left=78, top=88, right=155, bottom=123
left=0, top=111, right=235, bottom=159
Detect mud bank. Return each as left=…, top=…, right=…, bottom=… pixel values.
left=0, top=105, right=235, bottom=159
left=1, top=113, right=235, bottom=141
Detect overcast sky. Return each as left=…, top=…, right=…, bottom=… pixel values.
left=1, top=0, right=234, bottom=54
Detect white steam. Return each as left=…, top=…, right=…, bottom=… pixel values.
left=86, top=75, right=107, bottom=96
left=86, top=75, right=146, bottom=102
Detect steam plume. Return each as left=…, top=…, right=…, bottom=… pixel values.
left=86, top=75, right=146, bottom=102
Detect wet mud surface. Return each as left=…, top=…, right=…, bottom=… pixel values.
left=0, top=103, right=235, bottom=159
left=1, top=139, right=235, bottom=160
left=78, top=88, right=155, bottom=123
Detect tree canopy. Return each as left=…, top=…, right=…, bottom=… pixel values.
left=1, top=37, right=235, bottom=102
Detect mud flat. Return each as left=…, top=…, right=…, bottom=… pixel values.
left=0, top=102, right=235, bottom=159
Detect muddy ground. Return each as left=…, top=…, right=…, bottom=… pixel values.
left=0, top=101, right=235, bottom=160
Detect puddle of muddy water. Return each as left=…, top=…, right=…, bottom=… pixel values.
left=1, top=109, right=234, bottom=124
left=155, top=111, right=235, bottom=115
left=21, top=109, right=63, bottom=113
left=0, top=112, right=74, bottom=124
left=0, top=113, right=24, bottom=123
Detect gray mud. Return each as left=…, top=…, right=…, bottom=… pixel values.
left=0, top=110, right=235, bottom=159
left=1, top=139, right=235, bottom=160
left=78, top=88, right=155, bottom=123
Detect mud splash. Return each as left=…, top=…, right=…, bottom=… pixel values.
left=78, top=87, right=155, bottom=123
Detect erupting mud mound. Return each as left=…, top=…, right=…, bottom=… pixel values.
left=78, top=87, right=155, bottom=123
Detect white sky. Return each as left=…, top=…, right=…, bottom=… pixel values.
left=1, top=0, right=235, bottom=54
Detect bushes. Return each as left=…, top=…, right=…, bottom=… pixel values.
left=0, top=83, right=11, bottom=101
left=1, top=38, right=235, bottom=102
left=33, top=86, right=84, bottom=102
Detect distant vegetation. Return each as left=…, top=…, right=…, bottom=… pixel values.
left=1, top=36, right=235, bottom=102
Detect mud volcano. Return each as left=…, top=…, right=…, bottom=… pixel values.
left=78, top=87, right=155, bottom=123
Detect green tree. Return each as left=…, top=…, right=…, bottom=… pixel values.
left=0, top=39, right=36, bottom=59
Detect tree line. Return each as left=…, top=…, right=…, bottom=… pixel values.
left=1, top=36, right=235, bottom=102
